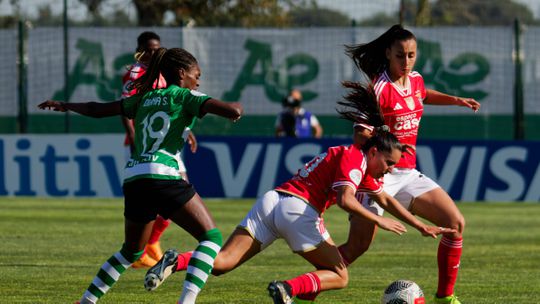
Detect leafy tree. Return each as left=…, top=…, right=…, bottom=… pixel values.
left=289, top=6, right=352, bottom=27
left=359, top=0, right=538, bottom=26
left=431, top=0, right=537, bottom=26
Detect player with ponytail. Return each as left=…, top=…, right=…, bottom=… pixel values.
left=39, top=47, right=243, bottom=304
left=142, top=81, right=450, bottom=304
left=334, top=24, right=480, bottom=304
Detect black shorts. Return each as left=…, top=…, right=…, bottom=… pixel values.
left=123, top=178, right=197, bottom=223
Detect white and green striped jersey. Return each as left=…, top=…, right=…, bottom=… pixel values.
left=121, top=84, right=210, bottom=183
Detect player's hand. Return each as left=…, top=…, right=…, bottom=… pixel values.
left=38, top=100, right=67, bottom=112
left=229, top=102, right=243, bottom=122
left=457, top=97, right=480, bottom=113
left=376, top=217, right=407, bottom=235
left=187, top=131, right=198, bottom=153
left=419, top=225, right=457, bottom=239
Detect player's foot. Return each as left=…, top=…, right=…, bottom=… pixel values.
left=146, top=241, right=164, bottom=261
left=433, top=294, right=461, bottom=304
left=131, top=254, right=158, bottom=269
left=267, top=280, right=293, bottom=304
left=144, top=248, right=179, bottom=291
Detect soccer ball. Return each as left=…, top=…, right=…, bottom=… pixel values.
left=381, top=279, right=425, bottom=304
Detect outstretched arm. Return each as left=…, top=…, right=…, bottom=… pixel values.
left=424, top=89, right=480, bottom=112
left=200, top=98, right=243, bottom=122
left=369, top=191, right=456, bottom=238
left=335, top=185, right=407, bottom=235
left=38, top=100, right=123, bottom=118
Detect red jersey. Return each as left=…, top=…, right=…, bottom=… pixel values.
left=374, top=71, right=426, bottom=169
left=276, top=144, right=382, bottom=214
left=121, top=62, right=166, bottom=145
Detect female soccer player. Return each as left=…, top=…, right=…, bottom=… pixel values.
left=120, top=31, right=199, bottom=269
left=334, top=24, right=481, bottom=304
left=143, top=81, right=452, bottom=304
left=38, top=47, right=243, bottom=304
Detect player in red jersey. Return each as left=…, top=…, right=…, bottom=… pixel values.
left=143, top=81, right=453, bottom=303
left=327, top=25, right=481, bottom=304
left=121, top=32, right=198, bottom=268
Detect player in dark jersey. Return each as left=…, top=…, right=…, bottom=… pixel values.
left=328, top=25, right=481, bottom=304
left=38, top=47, right=243, bottom=304
left=142, top=81, right=452, bottom=304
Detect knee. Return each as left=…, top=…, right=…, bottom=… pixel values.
left=335, top=268, right=349, bottom=289
left=210, top=254, right=232, bottom=276
left=448, top=214, right=465, bottom=237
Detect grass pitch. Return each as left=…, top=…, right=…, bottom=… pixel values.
left=0, top=198, right=539, bottom=303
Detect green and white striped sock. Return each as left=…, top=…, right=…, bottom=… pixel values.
left=79, top=245, right=143, bottom=304
left=179, top=228, right=222, bottom=304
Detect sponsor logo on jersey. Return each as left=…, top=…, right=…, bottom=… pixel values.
left=393, top=103, right=403, bottom=111
left=404, top=96, right=416, bottom=110
left=349, top=169, right=363, bottom=186
left=394, top=113, right=421, bottom=131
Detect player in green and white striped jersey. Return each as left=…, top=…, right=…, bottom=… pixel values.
left=38, top=47, right=243, bottom=304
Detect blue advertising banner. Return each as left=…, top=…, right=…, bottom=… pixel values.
left=1, top=135, right=539, bottom=201
left=184, top=137, right=540, bottom=202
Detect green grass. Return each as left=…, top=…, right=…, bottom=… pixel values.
left=0, top=198, right=539, bottom=303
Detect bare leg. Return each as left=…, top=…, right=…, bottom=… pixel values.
left=212, top=228, right=262, bottom=275
left=338, top=215, right=378, bottom=265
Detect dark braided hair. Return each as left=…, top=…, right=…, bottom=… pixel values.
left=336, top=81, right=403, bottom=154
left=345, top=24, right=416, bottom=81
left=132, top=47, right=198, bottom=95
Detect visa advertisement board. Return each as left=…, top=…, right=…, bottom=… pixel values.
left=1, top=135, right=539, bottom=202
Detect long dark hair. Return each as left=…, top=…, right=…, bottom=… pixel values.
left=133, top=47, right=198, bottom=95
left=336, top=81, right=402, bottom=154
left=345, top=24, right=416, bottom=81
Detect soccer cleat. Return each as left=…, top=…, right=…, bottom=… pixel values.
left=144, top=248, right=179, bottom=291
left=267, top=280, right=293, bottom=304
left=131, top=253, right=158, bottom=269
left=433, top=294, right=461, bottom=304
left=146, top=241, right=164, bottom=261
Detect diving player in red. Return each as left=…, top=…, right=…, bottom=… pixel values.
left=143, top=81, right=453, bottom=304
left=331, top=24, right=481, bottom=304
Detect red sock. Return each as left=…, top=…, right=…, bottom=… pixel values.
left=285, top=272, right=321, bottom=297
left=148, top=215, right=170, bottom=244
left=176, top=251, right=193, bottom=271
left=437, top=236, right=463, bottom=297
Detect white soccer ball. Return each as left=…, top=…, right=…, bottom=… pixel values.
left=381, top=279, right=425, bottom=304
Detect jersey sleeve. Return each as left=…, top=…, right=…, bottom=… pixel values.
left=121, top=94, right=142, bottom=119
left=181, top=89, right=212, bottom=118
left=358, top=174, right=383, bottom=194
left=331, top=148, right=365, bottom=191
